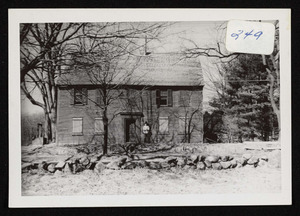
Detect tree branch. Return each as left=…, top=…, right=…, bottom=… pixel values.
left=21, top=82, right=45, bottom=109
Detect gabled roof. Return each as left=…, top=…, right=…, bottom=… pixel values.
left=56, top=53, right=203, bottom=87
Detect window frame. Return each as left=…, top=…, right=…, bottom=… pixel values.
left=74, top=88, right=84, bottom=105
left=160, top=90, right=168, bottom=106
left=156, top=89, right=173, bottom=107
left=72, top=117, right=83, bottom=135
left=73, top=87, right=88, bottom=106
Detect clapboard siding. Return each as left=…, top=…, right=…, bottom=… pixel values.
left=56, top=86, right=203, bottom=145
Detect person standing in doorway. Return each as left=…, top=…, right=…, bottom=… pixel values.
left=142, top=121, right=151, bottom=143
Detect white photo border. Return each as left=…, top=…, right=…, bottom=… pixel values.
left=9, top=8, right=291, bottom=207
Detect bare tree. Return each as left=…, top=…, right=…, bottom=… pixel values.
left=20, top=23, right=85, bottom=143
left=261, top=20, right=280, bottom=139
left=20, top=22, right=168, bottom=145
left=182, top=21, right=280, bottom=140
left=165, top=90, right=203, bottom=143
left=63, top=22, right=168, bottom=154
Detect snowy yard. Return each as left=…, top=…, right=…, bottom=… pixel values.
left=21, top=142, right=281, bottom=196
left=22, top=165, right=281, bottom=196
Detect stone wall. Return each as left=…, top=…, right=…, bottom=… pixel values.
left=22, top=152, right=269, bottom=175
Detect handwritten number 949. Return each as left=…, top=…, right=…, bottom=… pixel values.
left=231, top=30, right=263, bottom=40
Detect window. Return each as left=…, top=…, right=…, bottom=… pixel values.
left=126, top=89, right=138, bottom=108
left=95, top=118, right=104, bottom=134
left=159, top=117, right=169, bottom=134
left=179, top=117, right=189, bottom=134
left=95, top=89, right=104, bottom=107
left=73, top=118, right=83, bottom=134
left=74, top=88, right=84, bottom=105
left=160, top=90, right=168, bottom=106
left=74, top=88, right=88, bottom=105
left=156, top=89, right=172, bottom=107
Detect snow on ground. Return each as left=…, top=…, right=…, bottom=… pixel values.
left=22, top=165, right=281, bottom=196
left=21, top=142, right=281, bottom=196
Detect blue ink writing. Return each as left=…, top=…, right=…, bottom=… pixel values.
left=231, top=30, right=243, bottom=40
left=243, top=30, right=253, bottom=39
left=231, top=30, right=263, bottom=40
left=254, top=31, right=263, bottom=40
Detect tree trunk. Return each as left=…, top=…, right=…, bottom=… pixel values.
left=268, top=73, right=281, bottom=140
left=187, top=119, right=191, bottom=143
left=44, top=112, right=52, bottom=144
left=50, top=116, right=56, bottom=143
left=103, top=111, right=108, bottom=155
left=50, top=87, right=57, bottom=143
left=261, top=55, right=280, bottom=141
left=228, top=125, right=232, bottom=143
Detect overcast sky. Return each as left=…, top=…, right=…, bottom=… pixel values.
left=21, top=21, right=225, bottom=115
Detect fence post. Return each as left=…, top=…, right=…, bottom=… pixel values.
left=37, top=123, right=43, bottom=138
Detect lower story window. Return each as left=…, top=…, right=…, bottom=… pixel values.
left=95, top=118, right=104, bottom=134
left=73, top=118, right=83, bottom=134
left=159, top=117, right=169, bottom=134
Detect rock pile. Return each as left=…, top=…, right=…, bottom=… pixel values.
left=22, top=153, right=269, bottom=175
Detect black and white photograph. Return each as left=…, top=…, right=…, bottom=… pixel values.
left=9, top=9, right=291, bottom=207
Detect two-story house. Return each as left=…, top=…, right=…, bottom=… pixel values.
left=56, top=53, right=204, bottom=145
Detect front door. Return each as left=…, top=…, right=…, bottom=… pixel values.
left=125, top=118, right=138, bottom=142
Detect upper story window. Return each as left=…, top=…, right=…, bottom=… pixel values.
left=74, top=88, right=84, bottom=105
left=95, top=88, right=104, bottom=107
left=72, top=87, right=88, bottom=105
left=156, top=89, right=173, bottom=107
left=160, top=90, right=168, bottom=106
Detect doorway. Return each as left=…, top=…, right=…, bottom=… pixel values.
left=125, top=118, right=138, bottom=142
left=121, top=112, right=143, bottom=143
